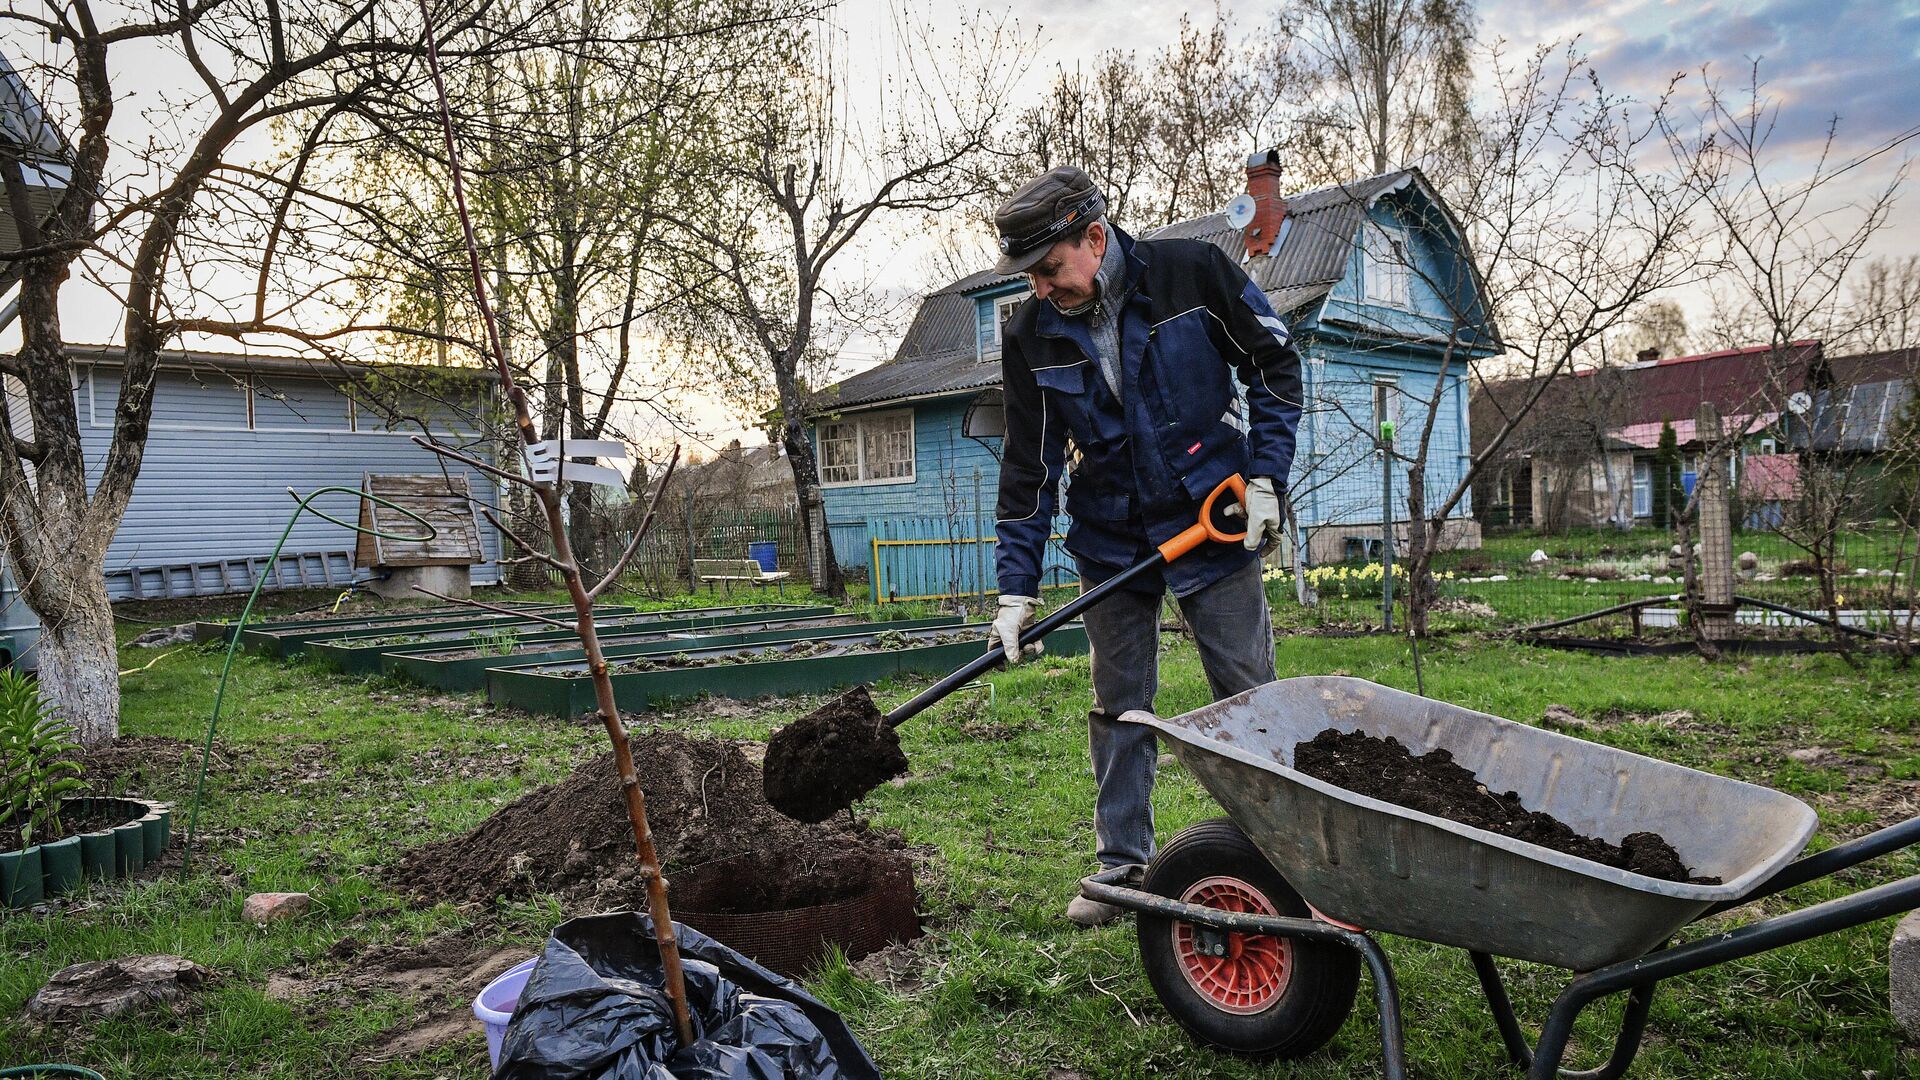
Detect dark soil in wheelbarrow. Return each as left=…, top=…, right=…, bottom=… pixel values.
left=386, top=728, right=910, bottom=914
left=1293, top=729, right=1720, bottom=884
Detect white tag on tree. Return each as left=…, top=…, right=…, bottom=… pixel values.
left=523, top=439, right=630, bottom=488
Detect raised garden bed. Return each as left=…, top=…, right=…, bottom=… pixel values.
left=383, top=613, right=961, bottom=692
left=305, top=604, right=836, bottom=676
left=1, top=797, right=170, bottom=908
left=191, top=601, right=550, bottom=643
left=486, top=621, right=1089, bottom=718
left=239, top=604, right=627, bottom=658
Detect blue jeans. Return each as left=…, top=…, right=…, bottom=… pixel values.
left=1082, top=558, right=1276, bottom=868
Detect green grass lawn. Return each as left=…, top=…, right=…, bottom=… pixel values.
left=3, top=587, right=1917, bottom=1077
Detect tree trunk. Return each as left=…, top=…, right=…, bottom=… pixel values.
left=35, top=578, right=119, bottom=746
left=1403, top=462, right=1437, bottom=637
left=781, top=419, right=843, bottom=600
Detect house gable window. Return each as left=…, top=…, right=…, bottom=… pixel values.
left=1361, top=222, right=1412, bottom=309
left=978, top=291, right=1026, bottom=361
left=1371, top=375, right=1400, bottom=437
left=819, top=409, right=915, bottom=486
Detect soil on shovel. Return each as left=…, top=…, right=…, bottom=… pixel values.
left=1292, top=728, right=1720, bottom=884
left=762, top=686, right=908, bottom=823
left=386, top=728, right=909, bottom=914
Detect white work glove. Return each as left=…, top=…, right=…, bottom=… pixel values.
left=991, top=594, right=1043, bottom=665
left=1242, top=476, right=1285, bottom=552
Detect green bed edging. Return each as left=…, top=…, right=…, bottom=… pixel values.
left=239, top=604, right=631, bottom=658
left=486, top=623, right=1090, bottom=718
left=1, top=797, right=169, bottom=909
left=383, top=614, right=962, bottom=692
left=305, top=605, right=838, bottom=676
left=191, top=601, right=552, bottom=643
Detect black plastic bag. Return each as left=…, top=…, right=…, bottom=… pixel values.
left=495, top=910, right=882, bottom=1080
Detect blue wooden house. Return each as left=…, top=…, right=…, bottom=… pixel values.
left=811, top=164, right=1498, bottom=600
left=57, top=345, right=503, bottom=600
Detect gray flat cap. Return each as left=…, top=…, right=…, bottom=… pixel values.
left=992, top=166, right=1107, bottom=276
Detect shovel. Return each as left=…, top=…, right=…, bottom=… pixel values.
left=763, top=474, right=1252, bottom=822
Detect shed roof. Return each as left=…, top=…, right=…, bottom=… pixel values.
left=817, top=168, right=1429, bottom=415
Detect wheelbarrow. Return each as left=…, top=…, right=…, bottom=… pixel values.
left=1079, top=676, right=1920, bottom=1079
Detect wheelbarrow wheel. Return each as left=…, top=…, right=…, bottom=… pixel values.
left=1137, top=817, right=1359, bottom=1059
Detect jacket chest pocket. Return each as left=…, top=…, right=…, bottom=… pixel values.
left=1031, top=361, right=1092, bottom=436
left=1145, top=310, right=1232, bottom=432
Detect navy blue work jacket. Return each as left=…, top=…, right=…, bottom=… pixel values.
left=994, top=226, right=1304, bottom=598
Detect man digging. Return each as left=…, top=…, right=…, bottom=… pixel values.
left=985, top=166, right=1303, bottom=927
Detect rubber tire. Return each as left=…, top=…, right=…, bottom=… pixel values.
left=1137, top=817, right=1360, bottom=1059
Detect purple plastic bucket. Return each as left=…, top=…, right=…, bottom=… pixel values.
left=472, top=957, right=537, bottom=1070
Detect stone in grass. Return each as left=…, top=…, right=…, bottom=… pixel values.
left=27, top=955, right=211, bottom=1023
left=1891, top=911, right=1920, bottom=1037
left=242, top=891, right=313, bottom=924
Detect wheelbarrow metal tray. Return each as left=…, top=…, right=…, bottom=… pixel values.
left=1135, top=676, right=1818, bottom=970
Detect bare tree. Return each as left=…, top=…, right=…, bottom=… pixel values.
left=1283, top=0, right=1477, bottom=179
left=674, top=10, right=1027, bottom=599
left=982, top=7, right=1307, bottom=231
left=0, top=0, right=576, bottom=744
left=1688, top=65, right=1906, bottom=650
left=1359, top=43, right=1711, bottom=636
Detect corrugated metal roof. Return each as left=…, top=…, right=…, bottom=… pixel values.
left=820, top=169, right=1423, bottom=415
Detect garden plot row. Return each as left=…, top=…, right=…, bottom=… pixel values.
left=377, top=612, right=960, bottom=691
left=223, top=602, right=1074, bottom=718
left=304, top=604, right=838, bottom=676
left=484, top=621, right=1090, bottom=718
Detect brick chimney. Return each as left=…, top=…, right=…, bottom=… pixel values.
left=1243, top=149, right=1288, bottom=258
left=1636, top=348, right=1661, bottom=364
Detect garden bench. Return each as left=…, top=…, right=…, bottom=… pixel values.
left=693, top=558, right=790, bottom=596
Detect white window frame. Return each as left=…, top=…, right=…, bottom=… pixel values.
left=981, top=292, right=1024, bottom=361
left=1632, top=459, right=1652, bottom=518
left=1362, top=222, right=1413, bottom=309
left=1758, top=436, right=1777, bottom=455
left=1371, top=375, right=1400, bottom=438
left=819, top=408, right=916, bottom=488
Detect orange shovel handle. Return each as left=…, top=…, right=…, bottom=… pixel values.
left=1155, top=474, right=1249, bottom=563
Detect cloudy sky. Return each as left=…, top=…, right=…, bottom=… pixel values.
left=14, top=0, right=1919, bottom=455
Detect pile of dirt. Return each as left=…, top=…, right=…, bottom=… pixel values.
left=386, top=729, right=909, bottom=914
left=1292, top=728, right=1719, bottom=884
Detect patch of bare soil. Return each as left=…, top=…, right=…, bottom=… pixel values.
left=78, top=734, right=235, bottom=797
left=385, top=728, right=909, bottom=915
left=269, top=930, right=533, bottom=1064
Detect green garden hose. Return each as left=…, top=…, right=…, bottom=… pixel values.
left=0, top=1066, right=108, bottom=1079
left=180, top=486, right=436, bottom=876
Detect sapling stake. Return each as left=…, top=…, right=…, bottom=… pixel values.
left=413, top=1, right=696, bottom=1047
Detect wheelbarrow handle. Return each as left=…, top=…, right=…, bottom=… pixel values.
left=883, top=473, right=1249, bottom=729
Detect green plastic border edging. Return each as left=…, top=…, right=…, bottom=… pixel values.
left=193, top=602, right=549, bottom=643
left=488, top=623, right=1090, bottom=718
left=308, top=605, right=835, bottom=676
left=385, top=614, right=960, bottom=692
left=242, top=605, right=629, bottom=658
left=1, top=798, right=169, bottom=908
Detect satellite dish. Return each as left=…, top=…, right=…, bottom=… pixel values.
left=1788, top=391, right=1813, bottom=416
left=1224, top=193, right=1258, bottom=231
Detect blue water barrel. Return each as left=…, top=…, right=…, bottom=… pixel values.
left=748, top=541, right=778, bottom=572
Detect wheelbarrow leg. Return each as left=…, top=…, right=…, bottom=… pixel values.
left=1470, top=951, right=1654, bottom=1080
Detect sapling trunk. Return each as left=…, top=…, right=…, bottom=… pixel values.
left=415, top=5, right=695, bottom=1047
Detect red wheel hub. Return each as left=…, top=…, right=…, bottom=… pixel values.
left=1172, top=875, right=1292, bottom=1014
